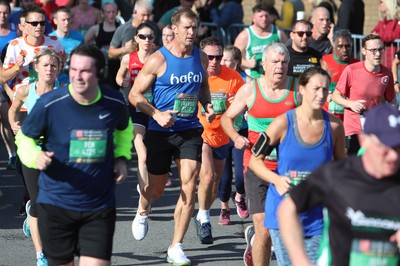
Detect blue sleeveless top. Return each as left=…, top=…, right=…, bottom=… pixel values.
left=25, top=80, right=60, bottom=114
left=265, top=109, right=333, bottom=236
left=149, top=46, right=204, bottom=132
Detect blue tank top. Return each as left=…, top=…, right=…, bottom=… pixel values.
left=25, top=80, right=60, bottom=114
left=149, top=46, right=204, bottom=132
left=265, top=109, right=333, bottom=236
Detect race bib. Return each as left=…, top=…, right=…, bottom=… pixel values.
left=285, top=170, right=311, bottom=187
left=201, top=92, right=227, bottom=115
left=69, top=129, right=107, bottom=163
left=350, top=239, right=399, bottom=266
left=173, top=92, right=198, bottom=117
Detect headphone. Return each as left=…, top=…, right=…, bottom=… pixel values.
left=64, top=44, right=108, bottom=80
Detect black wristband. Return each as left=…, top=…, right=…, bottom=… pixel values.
left=394, top=81, right=399, bottom=85
left=202, top=101, right=211, bottom=110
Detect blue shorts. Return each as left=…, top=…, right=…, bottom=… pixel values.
left=210, top=143, right=230, bottom=160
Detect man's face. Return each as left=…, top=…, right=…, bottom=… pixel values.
left=203, top=44, right=223, bottom=77
left=172, top=15, right=198, bottom=47
left=0, top=4, right=10, bottom=26
left=362, top=39, right=384, bottom=67
left=134, top=8, right=151, bottom=24
left=291, top=22, right=312, bottom=51
left=25, top=12, right=46, bottom=39
left=363, top=135, right=400, bottom=178
left=69, top=54, right=99, bottom=97
left=263, top=50, right=288, bottom=85
left=252, top=10, right=269, bottom=30
left=54, top=11, right=71, bottom=33
left=103, top=4, right=117, bottom=23
left=334, top=36, right=352, bottom=62
left=311, top=9, right=330, bottom=36
left=221, top=51, right=237, bottom=70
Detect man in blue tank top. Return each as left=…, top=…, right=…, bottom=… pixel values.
left=129, top=7, right=215, bottom=266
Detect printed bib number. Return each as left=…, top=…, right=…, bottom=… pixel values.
left=173, top=93, right=198, bottom=117
left=69, top=129, right=107, bottom=163
left=350, top=239, right=399, bottom=266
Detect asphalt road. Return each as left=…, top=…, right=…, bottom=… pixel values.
left=0, top=145, right=278, bottom=266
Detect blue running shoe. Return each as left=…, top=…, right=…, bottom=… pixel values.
left=36, top=252, right=48, bottom=266
left=23, top=200, right=31, bottom=237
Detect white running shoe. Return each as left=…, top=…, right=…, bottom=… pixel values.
left=131, top=213, right=148, bottom=241
left=167, top=243, right=191, bottom=266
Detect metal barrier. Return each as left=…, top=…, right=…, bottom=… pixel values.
left=199, top=22, right=227, bottom=44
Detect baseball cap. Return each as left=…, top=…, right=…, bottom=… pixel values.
left=363, top=104, right=400, bottom=148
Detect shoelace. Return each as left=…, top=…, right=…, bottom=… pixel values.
left=200, top=223, right=212, bottom=237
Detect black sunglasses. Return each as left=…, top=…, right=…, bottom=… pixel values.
left=137, top=34, right=155, bottom=40
left=207, top=54, right=223, bottom=61
left=26, top=20, right=46, bottom=27
left=293, top=31, right=312, bottom=37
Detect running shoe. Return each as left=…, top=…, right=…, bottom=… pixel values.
left=131, top=213, right=148, bottom=241
left=36, top=252, right=48, bottom=266
left=218, top=209, right=231, bottom=225
left=23, top=200, right=31, bottom=237
left=231, top=192, right=249, bottom=219
left=243, top=225, right=255, bottom=266
left=193, top=217, right=213, bottom=244
left=166, top=243, right=191, bottom=266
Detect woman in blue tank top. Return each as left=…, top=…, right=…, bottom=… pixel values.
left=8, top=48, right=63, bottom=266
left=249, top=67, right=346, bottom=266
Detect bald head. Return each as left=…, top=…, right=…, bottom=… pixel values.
left=311, top=7, right=331, bottom=37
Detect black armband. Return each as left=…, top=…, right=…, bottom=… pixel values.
left=251, top=132, right=274, bottom=157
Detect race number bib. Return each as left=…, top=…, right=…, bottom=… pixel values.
left=350, top=239, right=399, bottom=266
left=285, top=170, right=311, bottom=187
left=69, top=129, right=107, bottom=163
left=201, top=92, right=227, bottom=115
left=173, top=93, right=198, bottom=117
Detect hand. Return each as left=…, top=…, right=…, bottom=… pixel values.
left=349, top=99, right=366, bottom=113
left=11, top=121, right=21, bottom=135
left=36, top=151, right=54, bottom=170
left=154, top=110, right=178, bottom=128
left=204, top=103, right=215, bottom=123
left=274, top=176, right=291, bottom=196
left=114, top=157, right=128, bottom=184
left=234, top=135, right=250, bottom=150
left=16, top=52, right=25, bottom=68
left=248, top=55, right=256, bottom=69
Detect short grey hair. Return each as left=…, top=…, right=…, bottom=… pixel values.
left=262, top=42, right=290, bottom=63
left=134, top=0, right=153, bottom=13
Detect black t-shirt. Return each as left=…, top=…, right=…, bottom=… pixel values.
left=309, top=37, right=332, bottom=56
left=290, top=156, right=400, bottom=266
left=287, top=45, right=322, bottom=77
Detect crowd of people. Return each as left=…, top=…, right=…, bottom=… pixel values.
left=0, top=0, right=400, bottom=266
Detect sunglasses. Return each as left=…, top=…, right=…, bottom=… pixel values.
left=293, top=31, right=312, bottom=37
left=207, top=54, right=223, bottom=61
left=25, top=20, right=46, bottom=27
left=137, top=34, right=155, bottom=40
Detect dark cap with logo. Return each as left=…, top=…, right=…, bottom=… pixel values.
left=364, top=104, right=400, bottom=148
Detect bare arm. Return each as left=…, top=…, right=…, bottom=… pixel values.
left=128, top=51, right=177, bottom=128
left=248, top=114, right=291, bottom=195
left=108, top=40, right=133, bottom=59
left=8, top=84, right=28, bottom=134
left=277, top=27, right=288, bottom=44
left=221, top=82, right=252, bottom=149
left=84, top=24, right=98, bottom=44
left=332, top=89, right=366, bottom=114
left=392, top=55, right=400, bottom=93
left=116, top=54, right=129, bottom=87
left=234, top=29, right=256, bottom=70
left=329, top=114, right=346, bottom=160
left=278, top=197, right=313, bottom=266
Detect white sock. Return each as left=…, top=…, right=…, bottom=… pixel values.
left=196, top=209, right=210, bottom=224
